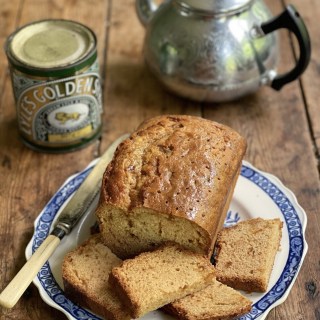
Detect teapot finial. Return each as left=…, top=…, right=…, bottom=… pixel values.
left=136, top=0, right=160, bottom=26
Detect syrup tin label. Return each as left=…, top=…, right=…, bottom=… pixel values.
left=5, top=19, right=103, bottom=152
left=12, top=61, right=102, bottom=146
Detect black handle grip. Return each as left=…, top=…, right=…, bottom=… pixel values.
left=261, top=5, right=311, bottom=91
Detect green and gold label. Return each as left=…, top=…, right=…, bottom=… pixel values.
left=11, top=60, right=102, bottom=148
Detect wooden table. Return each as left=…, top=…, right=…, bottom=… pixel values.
left=0, top=0, right=319, bottom=319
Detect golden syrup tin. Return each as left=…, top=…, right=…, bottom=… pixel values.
left=5, top=19, right=103, bottom=152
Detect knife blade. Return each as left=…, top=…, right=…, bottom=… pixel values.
left=0, top=134, right=128, bottom=309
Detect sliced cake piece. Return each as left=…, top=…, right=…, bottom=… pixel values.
left=109, top=244, right=216, bottom=318
left=215, top=218, right=283, bottom=292
left=165, top=278, right=252, bottom=320
left=62, top=234, right=130, bottom=320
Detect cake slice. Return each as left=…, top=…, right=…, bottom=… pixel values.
left=165, top=278, right=252, bottom=320
left=62, top=234, right=130, bottom=320
left=215, top=218, right=283, bottom=292
left=109, top=244, right=216, bottom=318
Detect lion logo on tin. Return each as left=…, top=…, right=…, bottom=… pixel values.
left=55, top=112, right=81, bottom=124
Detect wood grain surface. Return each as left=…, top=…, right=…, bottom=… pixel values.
left=0, top=0, right=319, bottom=319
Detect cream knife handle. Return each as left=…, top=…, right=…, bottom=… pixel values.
left=0, top=235, right=60, bottom=309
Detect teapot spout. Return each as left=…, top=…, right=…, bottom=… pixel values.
left=136, top=0, right=160, bottom=26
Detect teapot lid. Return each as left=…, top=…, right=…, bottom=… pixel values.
left=177, top=0, right=253, bottom=15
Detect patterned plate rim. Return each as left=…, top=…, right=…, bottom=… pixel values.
left=25, top=160, right=308, bottom=320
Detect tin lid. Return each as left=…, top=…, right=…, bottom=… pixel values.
left=7, top=20, right=96, bottom=69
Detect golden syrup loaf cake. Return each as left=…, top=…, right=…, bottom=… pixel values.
left=164, top=278, right=252, bottom=320
left=96, top=115, right=247, bottom=259
left=62, top=234, right=130, bottom=320
left=109, top=244, right=216, bottom=319
left=215, top=218, right=283, bottom=292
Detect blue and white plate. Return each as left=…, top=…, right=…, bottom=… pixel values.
left=26, top=160, right=308, bottom=320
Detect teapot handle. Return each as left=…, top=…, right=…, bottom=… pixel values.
left=136, top=0, right=160, bottom=26
left=258, top=5, right=311, bottom=90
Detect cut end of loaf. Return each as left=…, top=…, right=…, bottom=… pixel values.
left=97, top=204, right=211, bottom=259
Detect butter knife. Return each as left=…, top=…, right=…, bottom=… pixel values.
left=0, top=134, right=128, bottom=309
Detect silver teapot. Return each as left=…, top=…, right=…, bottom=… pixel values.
left=136, top=0, right=311, bottom=102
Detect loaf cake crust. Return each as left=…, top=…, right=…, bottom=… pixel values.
left=62, top=235, right=130, bottom=320
left=109, top=244, right=216, bottom=318
left=96, top=115, right=246, bottom=258
left=215, top=218, right=283, bottom=292
left=165, top=278, right=252, bottom=320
